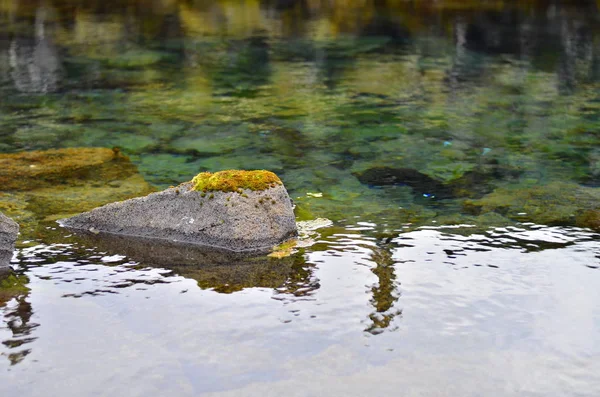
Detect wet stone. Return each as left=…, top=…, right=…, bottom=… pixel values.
left=60, top=170, right=298, bottom=252
left=0, top=212, right=18, bottom=272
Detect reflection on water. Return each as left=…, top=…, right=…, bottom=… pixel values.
left=2, top=223, right=599, bottom=395
left=8, top=4, right=62, bottom=94
left=366, top=242, right=401, bottom=334
left=0, top=275, right=36, bottom=366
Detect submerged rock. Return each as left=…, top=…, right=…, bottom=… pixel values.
left=353, top=166, right=454, bottom=199
left=463, top=181, right=600, bottom=229
left=0, top=212, right=18, bottom=272
left=353, top=164, right=521, bottom=200
left=0, top=147, right=138, bottom=191
left=0, top=147, right=155, bottom=236
left=60, top=170, right=298, bottom=252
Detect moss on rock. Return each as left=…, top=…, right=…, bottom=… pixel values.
left=192, top=170, right=282, bottom=193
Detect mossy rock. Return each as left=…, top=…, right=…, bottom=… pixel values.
left=61, top=169, right=297, bottom=252
left=0, top=147, right=138, bottom=191
left=0, top=148, right=156, bottom=239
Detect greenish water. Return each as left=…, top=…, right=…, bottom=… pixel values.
left=2, top=1, right=600, bottom=396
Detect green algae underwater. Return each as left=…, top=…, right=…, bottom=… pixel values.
left=2, top=1, right=600, bottom=396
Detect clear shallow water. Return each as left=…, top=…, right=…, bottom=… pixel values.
left=2, top=0, right=600, bottom=395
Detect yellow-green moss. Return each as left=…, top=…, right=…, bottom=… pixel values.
left=192, top=170, right=282, bottom=193
left=268, top=238, right=298, bottom=258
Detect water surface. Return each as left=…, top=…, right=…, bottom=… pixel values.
left=1, top=1, right=600, bottom=395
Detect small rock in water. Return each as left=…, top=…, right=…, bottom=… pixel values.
left=60, top=170, right=298, bottom=253
left=0, top=212, right=19, bottom=272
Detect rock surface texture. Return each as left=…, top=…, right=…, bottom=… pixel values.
left=0, top=212, right=19, bottom=271
left=60, top=170, right=297, bottom=252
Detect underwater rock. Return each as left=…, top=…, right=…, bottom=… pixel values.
left=60, top=170, right=298, bottom=252
left=0, top=148, right=155, bottom=237
left=449, top=163, right=522, bottom=198
left=0, top=147, right=137, bottom=191
left=0, top=212, right=18, bottom=272
left=463, top=181, right=600, bottom=229
left=353, top=166, right=454, bottom=199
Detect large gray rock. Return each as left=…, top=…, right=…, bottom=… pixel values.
left=59, top=173, right=297, bottom=252
left=0, top=212, right=19, bottom=271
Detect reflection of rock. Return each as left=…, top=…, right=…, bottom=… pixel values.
left=0, top=148, right=155, bottom=237
left=61, top=170, right=297, bottom=252
left=365, top=243, right=401, bottom=335
left=0, top=272, right=29, bottom=307
left=9, top=37, right=61, bottom=93
left=0, top=272, right=35, bottom=366
left=463, top=181, right=600, bottom=229
left=69, top=231, right=299, bottom=293
left=0, top=212, right=18, bottom=272
left=9, top=6, right=61, bottom=93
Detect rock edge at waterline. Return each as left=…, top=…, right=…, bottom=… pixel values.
left=0, top=212, right=19, bottom=271
left=59, top=170, right=298, bottom=252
